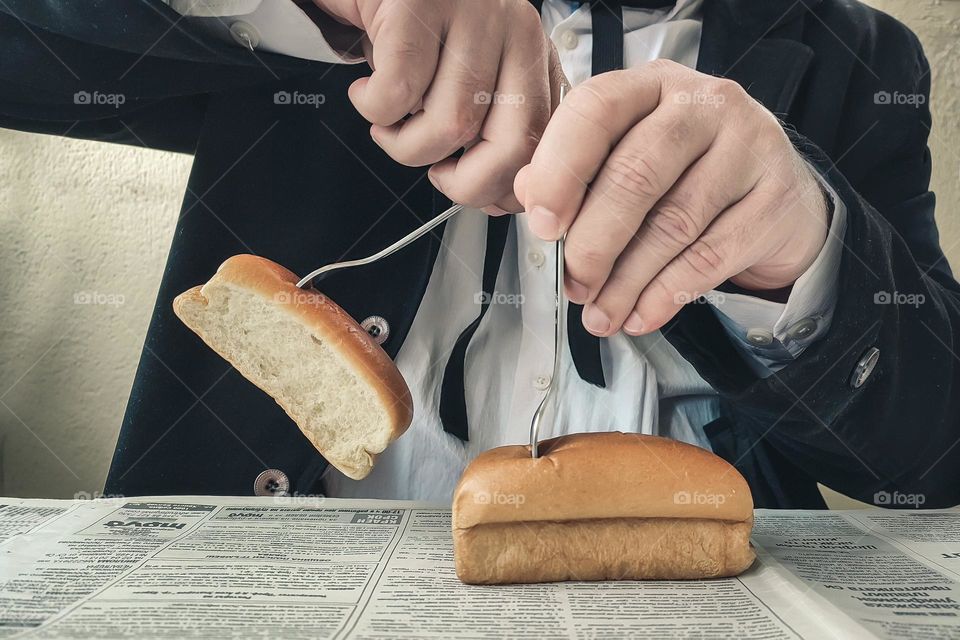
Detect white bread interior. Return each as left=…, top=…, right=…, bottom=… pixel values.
left=452, top=432, right=756, bottom=583
left=173, top=254, right=413, bottom=480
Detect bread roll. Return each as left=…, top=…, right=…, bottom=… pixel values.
left=173, top=254, right=413, bottom=480
left=452, top=432, right=755, bottom=584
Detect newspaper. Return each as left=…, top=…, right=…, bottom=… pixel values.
left=0, top=497, right=957, bottom=639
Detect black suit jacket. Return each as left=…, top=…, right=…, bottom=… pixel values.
left=1, top=0, right=956, bottom=508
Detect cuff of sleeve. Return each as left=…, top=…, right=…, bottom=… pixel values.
left=708, top=165, right=848, bottom=368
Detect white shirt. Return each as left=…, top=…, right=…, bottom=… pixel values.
left=167, top=0, right=846, bottom=502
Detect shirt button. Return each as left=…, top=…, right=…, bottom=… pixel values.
left=746, top=328, right=774, bottom=346
left=254, top=469, right=289, bottom=497
left=533, top=375, right=552, bottom=390
left=786, top=318, right=818, bottom=341
left=558, top=30, right=579, bottom=50
left=527, top=250, right=546, bottom=268
left=229, top=21, right=261, bottom=50
left=361, top=316, right=390, bottom=345
left=849, top=347, right=880, bottom=389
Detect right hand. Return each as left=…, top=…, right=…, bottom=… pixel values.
left=312, top=0, right=565, bottom=213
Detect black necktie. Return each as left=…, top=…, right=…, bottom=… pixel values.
left=438, top=0, right=676, bottom=440
left=576, top=0, right=677, bottom=78
left=438, top=215, right=511, bottom=441
left=567, top=0, right=679, bottom=389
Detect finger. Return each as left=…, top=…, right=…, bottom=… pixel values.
left=371, top=15, right=501, bottom=167
left=523, top=63, right=677, bottom=240
left=628, top=189, right=771, bottom=334
left=348, top=4, right=443, bottom=126
left=582, top=141, right=760, bottom=335
left=562, top=106, right=717, bottom=305
left=428, top=8, right=551, bottom=209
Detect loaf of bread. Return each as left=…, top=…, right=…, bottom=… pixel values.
left=173, top=254, right=413, bottom=480
left=452, top=432, right=755, bottom=584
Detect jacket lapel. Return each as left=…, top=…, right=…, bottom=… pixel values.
left=533, top=0, right=817, bottom=117
left=698, top=0, right=817, bottom=117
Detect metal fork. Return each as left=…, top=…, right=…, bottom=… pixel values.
left=296, top=204, right=464, bottom=289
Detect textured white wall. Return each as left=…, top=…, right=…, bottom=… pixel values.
left=0, top=1, right=958, bottom=500
left=0, top=132, right=192, bottom=497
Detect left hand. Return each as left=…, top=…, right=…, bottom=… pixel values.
left=311, top=0, right=565, bottom=213
left=514, top=60, right=830, bottom=337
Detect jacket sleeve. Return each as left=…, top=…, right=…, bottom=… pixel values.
left=0, top=0, right=319, bottom=152
left=668, top=12, right=960, bottom=508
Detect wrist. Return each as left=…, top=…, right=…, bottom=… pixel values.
left=731, top=162, right=831, bottom=293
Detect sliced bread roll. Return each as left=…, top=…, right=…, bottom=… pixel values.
left=173, top=254, right=413, bottom=480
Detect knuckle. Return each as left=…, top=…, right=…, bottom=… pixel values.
left=681, top=239, right=726, bottom=279
left=564, top=79, right=620, bottom=135
left=711, top=77, right=745, bottom=101
left=603, top=152, right=664, bottom=202
left=392, top=39, right=423, bottom=61
left=373, top=79, right=417, bottom=120
left=646, top=57, right=683, bottom=75
left=438, top=110, right=482, bottom=147
left=565, top=239, right=609, bottom=280
left=647, top=202, right=701, bottom=248
left=652, top=276, right=675, bottom=301
left=512, top=0, right=543, bottom=31
left=644, top=277, right=677, bottom=311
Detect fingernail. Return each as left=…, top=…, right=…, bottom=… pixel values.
left=482, top=205, right=509, bottom=216
left=528, top=206, right=561, bottom=239
left=623, top=311, right=644, bottom=335
left=566, top=278, right=590, bottom=303
left=583, top=305, right=611, bottom=335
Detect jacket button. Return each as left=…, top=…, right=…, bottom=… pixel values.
left=849, top=347, right=880, bottom=389
left=361, top=316, right=390, bottom=345
left=229, top=21, right=261, bottom=50
left=746, top=328, right=774, bottom=346
left=786, top=317, right=818, bottom=340
left=254, top=469, right=289, bottom=497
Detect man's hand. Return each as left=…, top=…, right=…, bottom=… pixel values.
left=514, top=60, right=830, bottom=337
left=313, top=0, right=563, bottom=213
